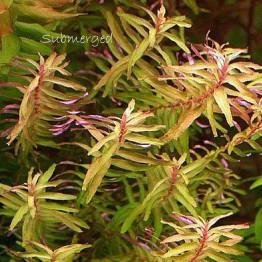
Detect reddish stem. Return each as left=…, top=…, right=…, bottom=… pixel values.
left=34, top=63, right=45, bottom=115
left=190, top=223, right=208, bottom=262
left=118, top=113, right=127, bottom=142
left=151, top=62, right=229, bottom=112
left=164, top=166, right=179, bottom=200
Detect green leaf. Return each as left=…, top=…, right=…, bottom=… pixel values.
left=121, top=178, right=169, bottom=233
left=207, top=97, right=218, bottom=136
left=54, top=244, right=91, bottom=260
left=175, top=182, right=197, bottom=207
left=117, top=12, right=152, bottom=30
left=183, top=0, right=199, bottom=14
left=161, top=104, right=205, bottom=142
left=206, top=250, right=231, bottom=262
left=85, top=160, right=111, bottom=204
left=83, top=142, right=120, bottom=202
left=94, top=55, right=130, bottom=93
left=104, top=11, right=132, bottom=53
left=88, top=133, right=117, bottom=156
left=14, top=2, right=78, bottom=23
left=162, top=233, right=199, bottom=243
left=20, top=37, right=52, bottom=55
left=162, top=242, right=198, bottom=258
left=10, top=204, right=28, bottom=230
left=43, top=203, right=78, bottom=213
left=208, top=241, right=243, bottom=255
left=213, top=88, right=233, bottom=127
left=250, top=177, right=262, bottom=189
left=127, top=38, right=149, bottom=77
left=162, top=32, right=190, bottom=53
left=20, top=253, right=51, bottom=259
left=0, top=32, right=20, bottom=72
left=125, top=133, right=163, bottom=146
left=44, top=76, right=86, bottom=91
left=39, top=164, right=56, bottom=184
left=120, top=204, right=144, bottom=233
left=15, top=21, right=61, bottom=39
left=111, top=159, right=153, bottom=171
left=160, top=16, right=191, bottom=33
left=116, top=149, right=172, bottom=165
left=51, top=211, right=83, bottom=233
left=255, top=208, right=262, bottom=243
left=36, top=192, right=76, bottom=201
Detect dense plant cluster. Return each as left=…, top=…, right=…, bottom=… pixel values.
left=0, top=0, right=261, bottom=261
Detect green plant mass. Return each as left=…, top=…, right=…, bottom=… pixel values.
left=0, top=0, right=262, bottom=261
